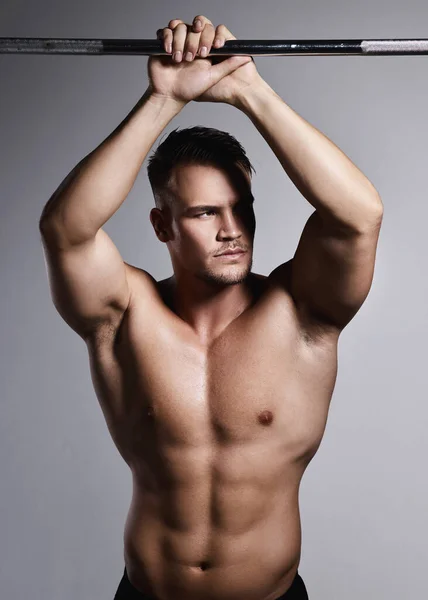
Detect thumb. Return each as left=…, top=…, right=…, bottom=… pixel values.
left=209, top=55, right=253, bottom=83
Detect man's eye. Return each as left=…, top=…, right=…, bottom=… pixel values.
left=197, top=211, right=215, bottom=217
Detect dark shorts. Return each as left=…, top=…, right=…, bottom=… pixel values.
left=113, top=566, right=309, bottom=600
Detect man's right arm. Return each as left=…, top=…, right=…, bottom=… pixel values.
left=39, top=87, right=185, bottom=241
left=39, top=88, right=185, bottom=340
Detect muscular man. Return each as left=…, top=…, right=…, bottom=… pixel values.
left=39, top=14, right=383, bottom=600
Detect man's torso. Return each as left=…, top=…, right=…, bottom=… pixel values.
left=85, top=263, right=340, bottom=600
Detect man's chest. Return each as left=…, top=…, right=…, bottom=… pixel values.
left=88, top=292, right=338, bottom=464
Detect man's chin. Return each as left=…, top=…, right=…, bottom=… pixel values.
left=196, top=261, right=253, bottom=286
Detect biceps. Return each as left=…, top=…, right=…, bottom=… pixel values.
left=40, top=227, right=131, bottom=338
left=291, top=210, right=382, bottom=329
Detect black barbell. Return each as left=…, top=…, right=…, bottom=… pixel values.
left=1, top=38, right=428, bottom=56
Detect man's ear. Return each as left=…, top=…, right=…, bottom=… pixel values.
left=150, top=207, right=173, bottom=243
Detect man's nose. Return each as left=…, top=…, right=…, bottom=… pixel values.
left=217, top=212, right=243, bottom=239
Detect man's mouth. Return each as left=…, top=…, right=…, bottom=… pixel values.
left=215, top=249, right=246, bottom=257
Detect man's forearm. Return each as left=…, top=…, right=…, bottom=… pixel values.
left=39, top=88, right=186, bottom=244
left=235, top=79, right=383, bottom=231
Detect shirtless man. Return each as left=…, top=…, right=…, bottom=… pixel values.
left=38, top=14, right=384, bottom=600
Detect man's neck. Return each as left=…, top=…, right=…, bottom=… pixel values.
left=162, top=273, right=257, bottom=343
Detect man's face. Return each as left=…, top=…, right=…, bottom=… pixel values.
left=153, top=163, right=256, bottom=286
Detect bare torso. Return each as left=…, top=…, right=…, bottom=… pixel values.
left=86, top=264, right=339, bottom=600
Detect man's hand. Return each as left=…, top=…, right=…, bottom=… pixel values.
left=188, top=15, right=265, bottom=106
left=154, top=15, right=265, bottom=106
left=150, top=15, right=254, bottom=106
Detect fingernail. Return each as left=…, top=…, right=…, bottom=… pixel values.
left=200, top=46, right=208, bottom=58
left=173, top=51, right=182, bottom=62
left=195, top=19, right=202, bottom=28
left=185, top=52, right=193, bottom=61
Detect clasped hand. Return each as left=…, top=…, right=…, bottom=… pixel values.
left=148, top=15, right=264, bottom=106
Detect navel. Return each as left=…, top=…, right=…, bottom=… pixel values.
left=258, top=409, right=274, bottom=425
left=189, top=561, right=211, bottom=573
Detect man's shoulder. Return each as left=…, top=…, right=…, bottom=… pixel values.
left=263, top=260, right=341, bottom=346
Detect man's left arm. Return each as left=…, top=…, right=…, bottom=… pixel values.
left=234, top=79, right=384, bottom=333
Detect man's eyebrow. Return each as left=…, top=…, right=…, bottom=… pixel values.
left=183, top=205, right=217, bottom=215
left=195, top=205, right=219, bottom=211
left=184, top=194, right=254, bottom=215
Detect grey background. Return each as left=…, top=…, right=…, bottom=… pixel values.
left=1, top=0, right=427, bottom=598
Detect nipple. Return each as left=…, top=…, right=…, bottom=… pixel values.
left=258, top=410, right=274, bottom=425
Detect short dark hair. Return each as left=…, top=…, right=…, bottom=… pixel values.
left=147, top=126, right=256, bottom=210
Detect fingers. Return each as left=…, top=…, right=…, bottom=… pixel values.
left=192, top=16, right=215, bottom=58
left=171, top=22, right=190, bottom=62
left=157, top=15, right=236, bottom=62
left=157, top=28, right=172, bottom=54
left=212, top=24, right=237, bottom=49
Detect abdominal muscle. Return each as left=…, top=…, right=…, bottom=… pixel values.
left=123, top=454, right=305, bottom=600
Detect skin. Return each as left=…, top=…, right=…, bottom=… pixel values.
left=85, top=161, right=339, bottom=599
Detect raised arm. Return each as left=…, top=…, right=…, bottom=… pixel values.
left=234, top=79, right=384, bottom=336
left=39, top=88, right=185, bottom=241
left=39, top=87, right=185, bottom=340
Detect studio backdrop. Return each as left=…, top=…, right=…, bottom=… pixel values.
left=1, top=0, right=427, bottom=599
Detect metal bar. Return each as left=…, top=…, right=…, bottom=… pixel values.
left=1, top=38, right=428, bottom=56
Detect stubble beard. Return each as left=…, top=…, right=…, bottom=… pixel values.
left=195, top=254, right=253, bottom=286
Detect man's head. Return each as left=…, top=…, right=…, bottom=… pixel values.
left=148, top=126, right=256, bottom=287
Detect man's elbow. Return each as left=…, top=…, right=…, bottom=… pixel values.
left=347, top=188, right=384, bottom=234
left=361, top=192, right=384, bottom=230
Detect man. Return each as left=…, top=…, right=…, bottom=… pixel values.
left=39, top=14, right=383, bottom=600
